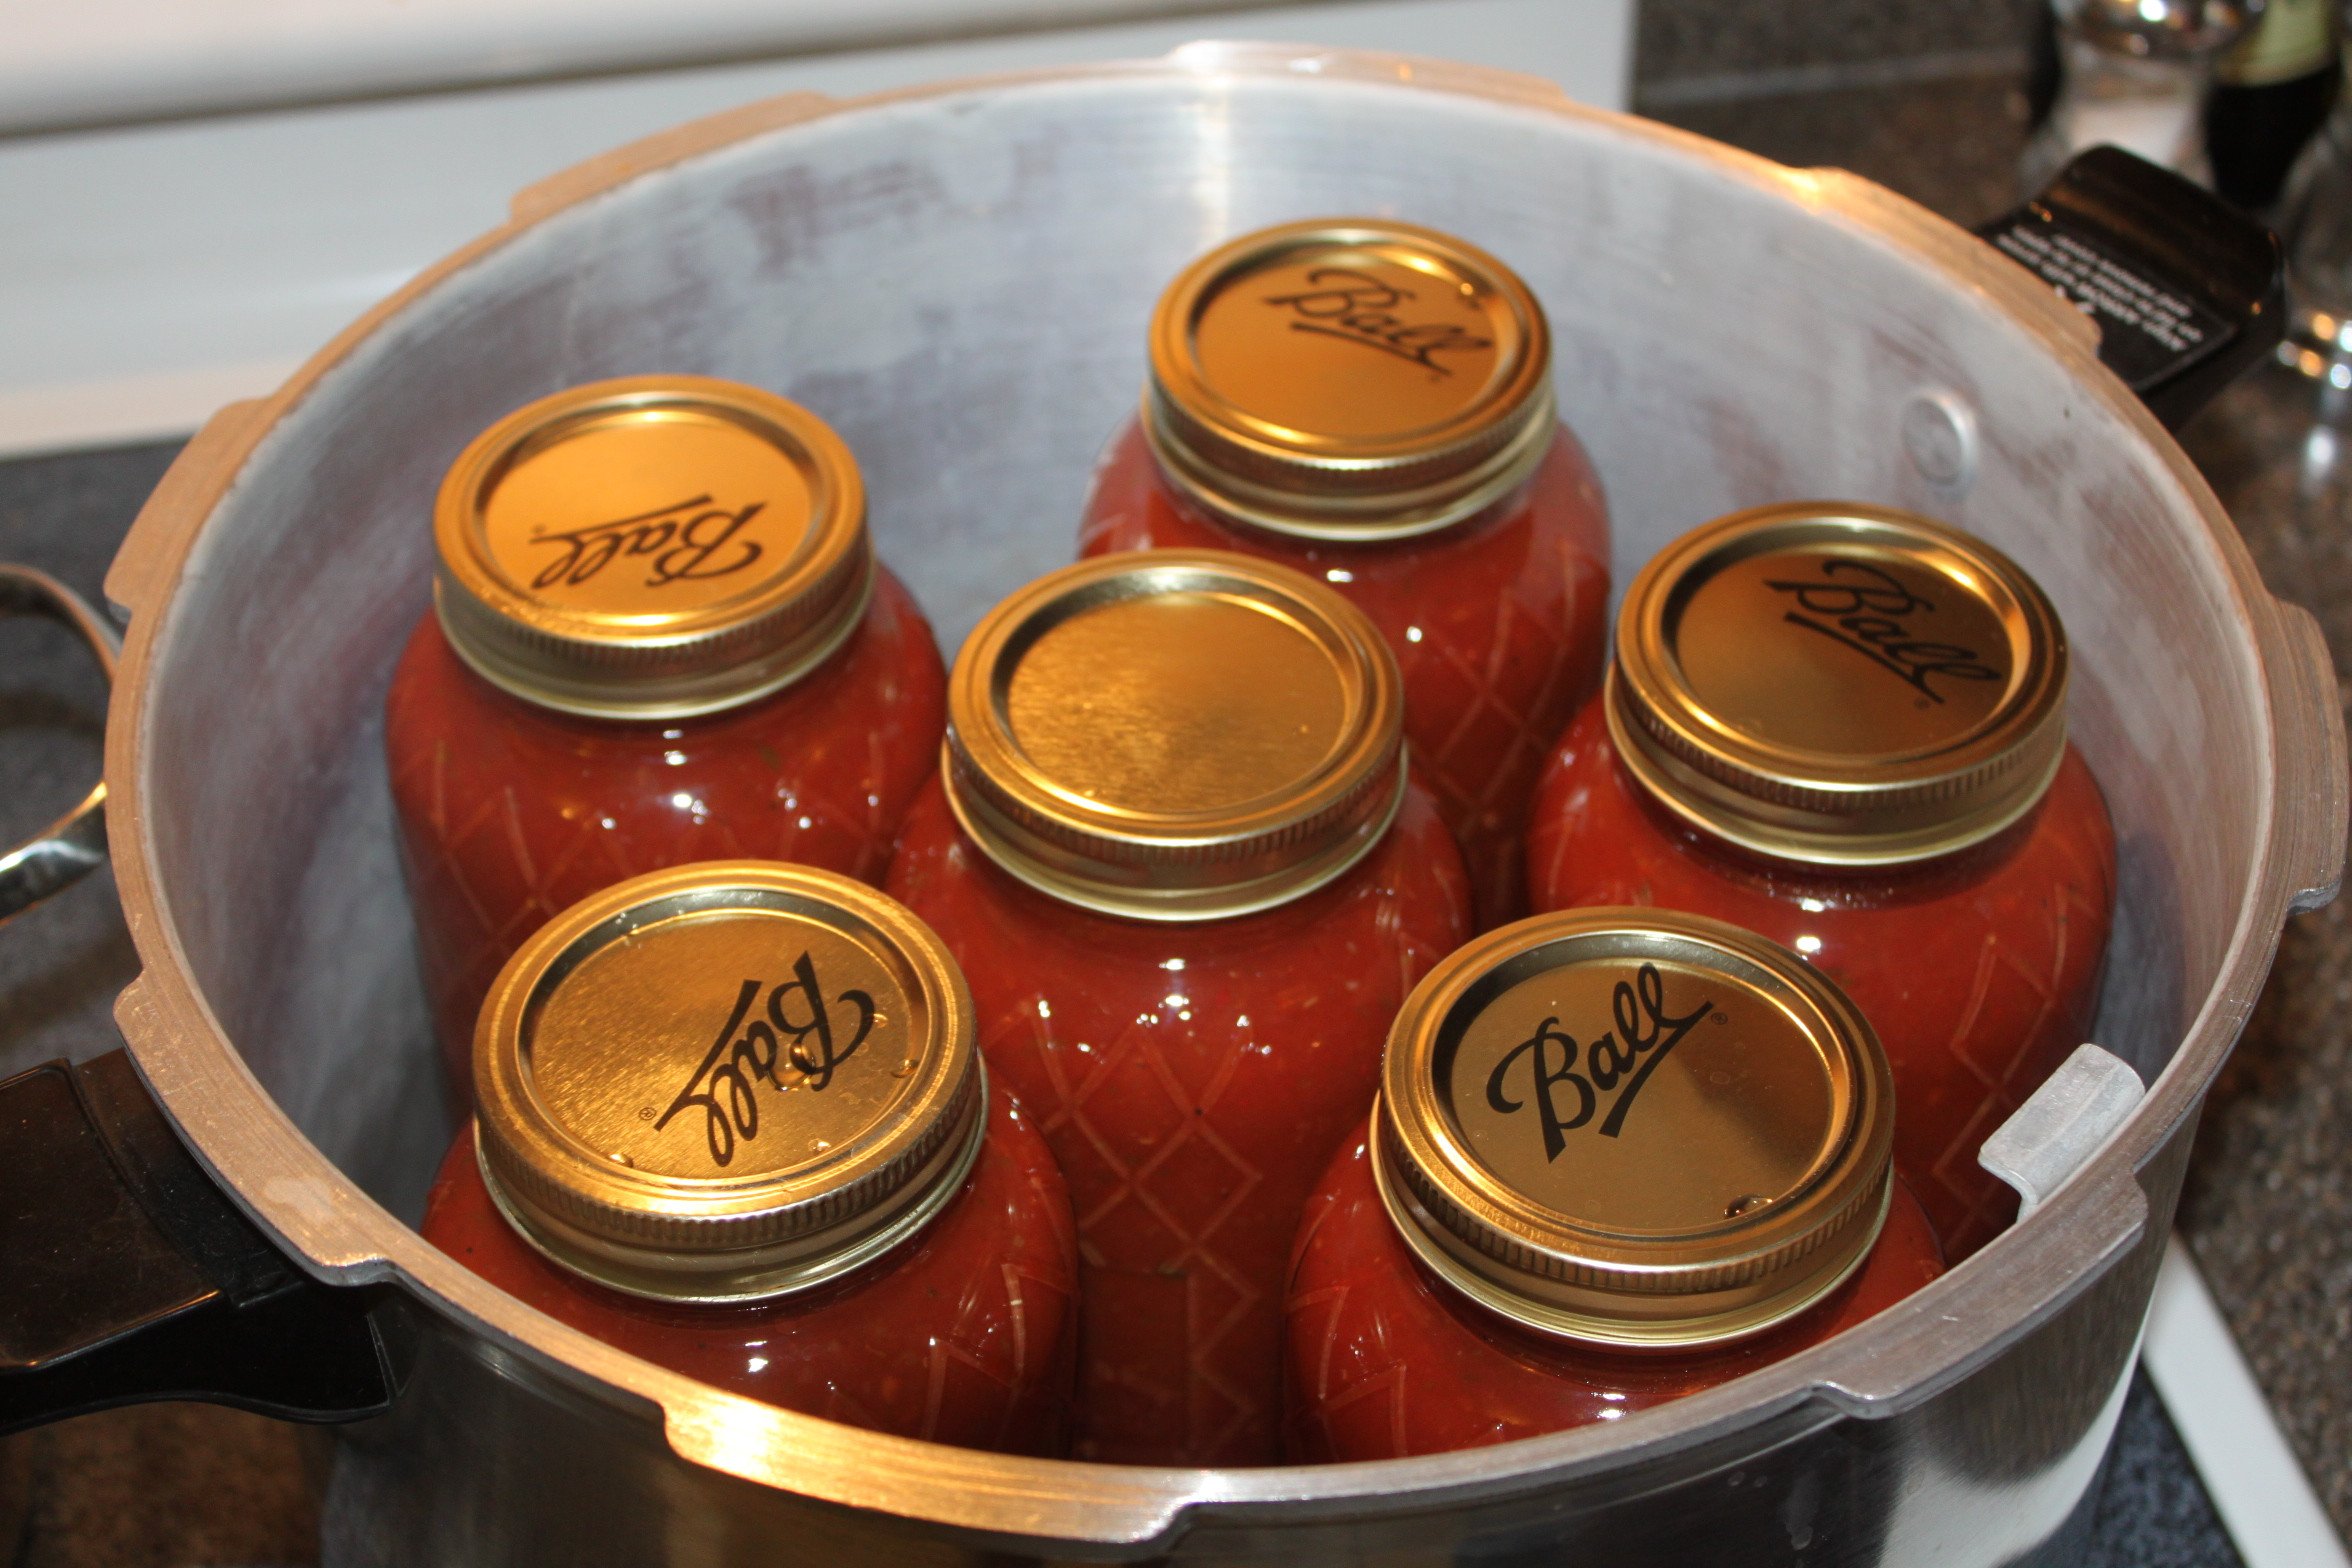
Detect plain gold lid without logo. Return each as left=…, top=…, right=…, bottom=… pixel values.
left=1376, top=907, right=1896, bottom=1348
left=944, top=550, right=1407, bottom=922
left=1607, top=502, right=2070, bottom=866
left=471, top=861, right=982, bottom=1304
left=432, top=375, right=874, bottom=720
left=1144, top=218, right=1556, bottom=540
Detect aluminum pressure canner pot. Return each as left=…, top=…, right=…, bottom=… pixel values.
left=0, top=42, right=2344, bottom=1568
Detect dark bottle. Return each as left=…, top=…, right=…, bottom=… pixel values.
left=2207, top=0, right=2342, bottom=211
left=2027, top=1, right=2064, bottom=130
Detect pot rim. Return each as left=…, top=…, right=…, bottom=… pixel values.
left=96, top=38, right=2345, bottom=1549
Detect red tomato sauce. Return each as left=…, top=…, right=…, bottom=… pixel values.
left=1526, top=697, right=2116, bottom=1260
left=386, top=567, right=944, bottom=1105
left=885, top=774, right=1473, bottom=1466
left=1284, top=1126, right=1947, bottom=1461
left=421, top=1078, right=1078, bottom=1456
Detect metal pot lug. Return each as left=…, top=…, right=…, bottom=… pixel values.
left=2265, top=598, right=2350, bottom=912
left=102, top=399, right=268, bottom=627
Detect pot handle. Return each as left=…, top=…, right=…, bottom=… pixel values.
left=1978, top=145, right=2286, bottom=429
left=0, top=564, right=395, bottom=1434
left=0, top=568, right=118, bottom=921
left=0, top=1051, right=395, bottom=1436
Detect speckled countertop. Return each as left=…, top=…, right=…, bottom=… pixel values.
left=0, top=4, right=2343, bottom=1564
left=2172, top=377, right=2352, bottom=1538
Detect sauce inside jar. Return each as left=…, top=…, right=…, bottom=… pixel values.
left=419, top=861, right=1077, bottom=1455
left=386, top=377, right=946, bottom=1106
left=1077, top=220, right=1611, bottom=929
left=886, top=550, right=1471, bottom=1466
left=1285, top=908, right=1945, bottom=1461
left=1526, top=503, right=2116, bottom=1259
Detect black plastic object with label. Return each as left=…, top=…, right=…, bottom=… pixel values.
left=1980, top=145, right=2287, bottom=429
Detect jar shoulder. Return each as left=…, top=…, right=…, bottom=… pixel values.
left=1529, top=697, right=2118, bottom=937
left=419, top=1079, right=1074, bottom=1450
left=885, top=772, right=1472, bottom=1012
left=386, top=566, right=944, bottom=780
left=1078, top=417, right=1610, bottom=578
left=385, top=567, right=945, bottom=879
left=1287, top=1134, right=1946, bottom=1460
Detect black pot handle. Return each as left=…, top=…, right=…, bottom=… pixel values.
left=0, top=1052, right=395, bottom=1436
left=1978, top=144, right=2287, bottom=429
left=0, top=569, right=393, bottom=1436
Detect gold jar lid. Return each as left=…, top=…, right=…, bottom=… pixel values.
left=432, top=375, right=873, bottom=719
left=472, top=862, right=983, bottom=1303
left=1376, top=908, right=1895, bottom=1348
left=944, top=550, right=1406, bottom=922
left=1143, top=218, right=1555, bottom=541
left=1608, top=502, right=2069, bottom=866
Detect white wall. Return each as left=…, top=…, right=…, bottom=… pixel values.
left=0, top=0, right=1630, bottom=457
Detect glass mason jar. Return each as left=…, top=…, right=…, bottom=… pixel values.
left=1077, top=219, right=1611, bottom=930
left=1285, top=909, right=1945, bottom=1461
left=420, top=862, right=1078, bottom=1456
left=885, top=551, right=1473, bottom=1466
left=385, top=377, right=946, bottom=1105
left=1526, top=504, right=2116, bottom=1260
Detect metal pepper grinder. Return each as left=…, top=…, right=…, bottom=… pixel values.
left=2020, top=0, right=2261, bottom=194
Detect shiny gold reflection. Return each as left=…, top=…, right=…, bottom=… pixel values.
left=1189, top=245, right=1513, bottom=441
left=1443, top=959, right=1839, bottom=1237
left=477, top=409, right=816, bottom=620
left=523, top=906, right=916, bottom=1184
left=1668, top=546, right=2018, bottom=758
left=1002, top=591, right=1350, bottom=814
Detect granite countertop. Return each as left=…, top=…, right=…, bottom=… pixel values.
left=1, top=6, right=2344, bottom=1564
left=2173, top=377, right=2352, bottom=1534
